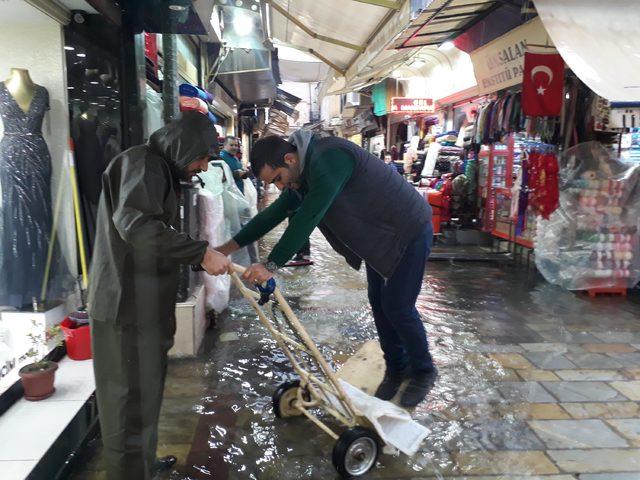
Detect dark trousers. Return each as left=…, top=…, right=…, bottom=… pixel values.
left=366, top=222, right=434, bottom=374
left=92, top=314, right=175, bottom=480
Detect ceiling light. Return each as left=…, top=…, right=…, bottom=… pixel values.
left=64, top=46, right=75, bottom=51
left=391, top=69, right=402, bottom=78
left=168, top=4, right=187, bottom=11
left=77, top=53, right=86, bottom=58
left=233, top=12, right=253, bottom=35
left=411, top=59, right=426, bottom=68
left=251, top=4, right=257, bottom=10
left=67, top=86, right=74, bottom=90
left=438, top=41, right=455, bottom=51
left=235, top=0, right=243, bottom=6
left=90, top=81, right=99, bottom=85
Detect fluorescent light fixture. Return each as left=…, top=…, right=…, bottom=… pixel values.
left=169, top=4, right=187, bottom=11
left=90, top=81, right=99, bottom=85
left=64, top=46, right=75, bottom=51
left=233, top=11, right=254, bottom=35
left=438, top=41, right=454, bottom=51
left=77, top=53, right=86, bottom=58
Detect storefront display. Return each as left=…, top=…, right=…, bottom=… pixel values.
left=536, top=141, right=640, bottom=291
left=0, top=70, right=56, bottom=309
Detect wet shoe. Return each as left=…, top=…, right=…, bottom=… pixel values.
left=152, top=455, right=177, bottom=474
left=374, top=368, right=409, bottom=401
left=400, top=367, right=438, bottom=408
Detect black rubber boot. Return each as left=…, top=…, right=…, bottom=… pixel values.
left=400, top=367, right=438, bottom=408
left=374, top=368, right=409, bottom=400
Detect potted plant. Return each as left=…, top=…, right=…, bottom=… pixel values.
left=18, top=321, right=62, bottom=401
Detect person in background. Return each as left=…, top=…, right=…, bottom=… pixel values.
left=88, top=111, right=231, bottom=480
left=216, top=132, right=437, bottom=408
left=220, top=136, right=249, bottom=194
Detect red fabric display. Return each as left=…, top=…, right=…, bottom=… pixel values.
left=527, top=151, right=559, bottom=219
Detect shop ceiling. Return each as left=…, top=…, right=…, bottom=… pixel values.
left=268, top=0, right=528, bottom=97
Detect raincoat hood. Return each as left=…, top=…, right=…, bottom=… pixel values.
left=149, top=111, right=218, bottom=180
left=288, top=129, right=316, bottom=173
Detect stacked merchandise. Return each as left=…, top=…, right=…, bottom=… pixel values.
left=179, top=83, right=217, bottom=124
left=535, top=141, right=640, bottom=291
left=422, top=132, right=463, bottom=176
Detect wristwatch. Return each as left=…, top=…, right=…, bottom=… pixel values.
left=263, top=260, right=279, bottom=273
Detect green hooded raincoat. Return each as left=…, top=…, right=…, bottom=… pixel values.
left=88, top=111, right=215, bottom=480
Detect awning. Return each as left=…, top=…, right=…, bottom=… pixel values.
left=391, top=0, right=508, bottom=50
left=278, top=58, right=329, bottom=83
left=268, top=0, right=394, bottom=74
left=534, top=0, right=640, bottom=102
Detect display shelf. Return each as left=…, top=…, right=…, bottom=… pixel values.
left=0, top=356, right=95, bottom=479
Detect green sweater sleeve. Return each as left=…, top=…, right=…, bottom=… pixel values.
left=233, top=189, right=298, bottom=247
left=268, top=150, right=355, bottom=266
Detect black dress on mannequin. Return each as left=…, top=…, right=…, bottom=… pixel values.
left=0, top=82, right=53, bottom=308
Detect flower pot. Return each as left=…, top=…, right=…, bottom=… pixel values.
left=19, top=361, right=58, bottom=401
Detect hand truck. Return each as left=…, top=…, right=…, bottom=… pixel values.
left=230, top=264, right=383, bottom=478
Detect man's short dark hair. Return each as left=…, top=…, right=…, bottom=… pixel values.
left=224, top=136, right=238, bottom=146
left=250, top=135, right=296, bottom=176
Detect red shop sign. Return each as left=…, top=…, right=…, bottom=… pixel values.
left=390, top=97, right=435, bottom=114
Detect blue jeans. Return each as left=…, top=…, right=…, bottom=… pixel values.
left=366, top=222, right=434, bottom=374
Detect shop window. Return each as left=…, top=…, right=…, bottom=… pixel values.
left=65, top=29, right=123, bottom=259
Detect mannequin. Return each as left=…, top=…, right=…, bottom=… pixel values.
left=0, top=68, right=55, bottom=308
left=3, top=69, right=37, bottom=114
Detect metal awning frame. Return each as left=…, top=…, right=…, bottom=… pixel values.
left=396, top=0, right=502, bottom=50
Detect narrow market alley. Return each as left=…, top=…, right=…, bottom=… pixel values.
left=70, top=214, right=640, bottom=480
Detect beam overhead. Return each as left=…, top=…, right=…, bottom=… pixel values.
left=350, top=0, right=401, bottom=9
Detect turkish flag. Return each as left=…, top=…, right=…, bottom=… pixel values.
left=522, top=52, right=565, bottom=117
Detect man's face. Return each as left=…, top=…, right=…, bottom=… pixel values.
left=224, top=139, right=240, bottom=155
left=184, top=155, right=210, bottom=179
left=259, top=153, right=301, bottom=191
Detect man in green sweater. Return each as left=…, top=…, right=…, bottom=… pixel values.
left=216, top=131, right=436, bottom=407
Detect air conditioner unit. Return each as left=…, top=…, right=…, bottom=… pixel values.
left=345, top=92, right=360, bottom=107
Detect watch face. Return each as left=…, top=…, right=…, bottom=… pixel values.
left=265, top=261, right=278, bottom=272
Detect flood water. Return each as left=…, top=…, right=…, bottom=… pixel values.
left=71, top=203, right=640, bottom=480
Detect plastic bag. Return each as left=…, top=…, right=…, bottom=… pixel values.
left=535, top=141, right=640, bottom=290
left=200, top=161, right=255, bottom=266
left=197, top=189, right=230, bottom=313
left=333, top=380, right=429, bottom=457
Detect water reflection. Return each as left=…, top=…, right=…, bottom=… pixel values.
left=69, top=197, right=640, bottom=479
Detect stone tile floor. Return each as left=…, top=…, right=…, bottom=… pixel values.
left=67, top=225, right=640, bottom=480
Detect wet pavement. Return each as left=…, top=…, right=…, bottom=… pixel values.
left=69, top=215, right=640, bottom=480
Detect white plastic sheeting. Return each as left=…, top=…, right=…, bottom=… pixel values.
left=534, top=0, right=640, bottom=102
left=535, top=142, right=640, bottom=291
left=335, top=380, right=430, bottom=457
left=197, top=189, right=230, bottom=313
left=201, top=161, right=256, bottom=267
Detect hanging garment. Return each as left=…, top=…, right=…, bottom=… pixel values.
left=0, top=82, right=53, bottom=307
left=527, top=151, right=559, bottom=220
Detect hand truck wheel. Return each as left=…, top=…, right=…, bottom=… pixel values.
left=272, top=380, right=304, bottom=418
left=332, top=426, right=379, bottom=478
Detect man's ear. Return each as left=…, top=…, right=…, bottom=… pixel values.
left=283, top=152, right=298, bottom=166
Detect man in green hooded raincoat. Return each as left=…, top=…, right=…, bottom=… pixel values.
left=87, top=111, right=230, bottom=480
